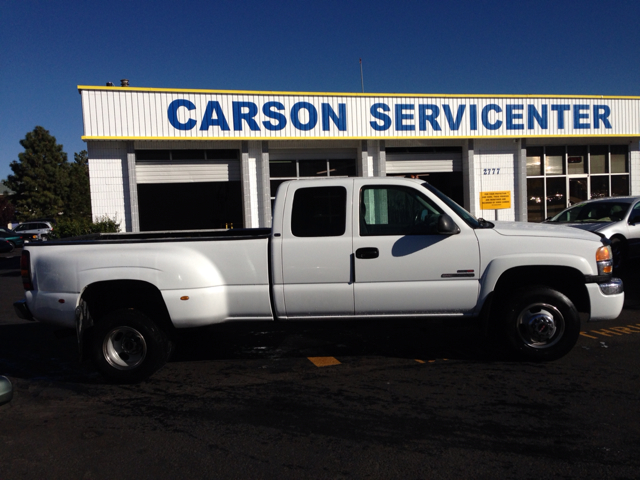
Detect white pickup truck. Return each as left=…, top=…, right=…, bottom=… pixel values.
left=14, top=178, right=624, bottom=382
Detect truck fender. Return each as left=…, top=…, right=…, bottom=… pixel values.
left=477, top=254, right=592, bottom=314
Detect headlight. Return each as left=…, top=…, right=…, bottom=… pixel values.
left=596, top=245, right=613, bottom=275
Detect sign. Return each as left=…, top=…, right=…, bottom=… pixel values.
left=480, top=191, right=511, bottom=210
left=79, top=86, right=640, bottom=140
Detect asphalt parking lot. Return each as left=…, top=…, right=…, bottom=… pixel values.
left=2, top=249, right=640, bottom=479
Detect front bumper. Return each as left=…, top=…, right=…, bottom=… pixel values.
left=587, top=277, right=624, bottom=321
left=13, top=299, right=35, bottom=321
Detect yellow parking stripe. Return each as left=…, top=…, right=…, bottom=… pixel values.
left=582, top=324, right=640, bottom=339
left=590, top=329, right=623, bottom=337
left=580, top=332, right=599, bottom=339
left=307, top=356, right=341, bottom=367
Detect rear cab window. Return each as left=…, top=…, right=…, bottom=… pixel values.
left=291, top=186, right=347, bottom=237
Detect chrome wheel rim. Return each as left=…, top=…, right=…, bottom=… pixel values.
left=516, top=303, right=565, bottom=349
left=103, top=326, right=147, bottom=370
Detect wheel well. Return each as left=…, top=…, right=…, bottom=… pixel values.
left=610, top=234, right=627, bottom=246
left=492, top=266, right=590, bottom=314
left=80, top=280, right=174, bottom=334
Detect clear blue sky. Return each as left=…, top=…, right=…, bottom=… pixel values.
left=2, top=0, right=639, bottom=180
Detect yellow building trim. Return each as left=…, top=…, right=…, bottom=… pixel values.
left=77, top=85, right=640, bottom=100
left=82, top=134, right=640, bottom=142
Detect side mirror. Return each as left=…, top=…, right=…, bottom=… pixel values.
left=437, top=214, right=461, bottom=235
left=629, top=214, right=640, bottom=225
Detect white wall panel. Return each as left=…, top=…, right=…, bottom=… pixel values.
left=474, top=149, right=518, bottom=221
left=87, top=142, right=128, bottom=228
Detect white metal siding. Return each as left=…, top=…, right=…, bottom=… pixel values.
left=135, top=159, right=240, bottom=184
left=80, top=88, right=640, bottom=140
left=386, top=152, right=462, bottom=173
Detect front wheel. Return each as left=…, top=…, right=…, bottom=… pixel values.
left=91, top=309, right=171, bottom=383
left=502, top=286, right=580, bottom=362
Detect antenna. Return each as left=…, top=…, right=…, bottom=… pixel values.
left=360, top=58, right=364, bottom=93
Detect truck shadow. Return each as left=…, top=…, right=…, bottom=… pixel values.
left=0, top=319, right=502, bottom=384
left=170, top=318, right=501, bottom=365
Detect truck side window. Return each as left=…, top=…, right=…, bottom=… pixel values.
left=291, top=186, right=347, bottom=237
left=360, top=185, right=443, bottom=236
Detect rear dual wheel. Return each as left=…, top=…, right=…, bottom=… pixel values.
left=502, top=286, right=580, bottom=361
left=91, top=309, right=172, bottom=383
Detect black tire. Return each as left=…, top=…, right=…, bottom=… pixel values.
left=610, top=237, right=626, bottom=272
left=91, top=309, right=171, bottom=383
left=502, top=286, right=580, bottom=362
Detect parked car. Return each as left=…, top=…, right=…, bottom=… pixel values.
left=0, top=228, right=24, bottom=248
left=13, top=221, right=54, bottom=242
left=544, top=196, right=640, bottom=270
left=0, top=239, right=13, bottom=254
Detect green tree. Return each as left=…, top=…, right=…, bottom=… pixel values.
left=6, top=126, right=70, bottom=221
left=0, top=195, right=15, bottom=226
left=65, top=150, right=92, bottom=219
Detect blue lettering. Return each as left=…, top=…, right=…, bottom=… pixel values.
left=443, top=105, right=466, bottom=130
left=551, top=104, right=570, bottom=129
left=395, top=104, right=415, bottom=131
left=419, top=105, right=441, bottom=131
left=291, top=102, right=318, bottom=131
left=573, top=104, right=590, bottom=129
left=321, top=103, right=347, bottom=131
left=594, top=105, right=612, bottom=129
left=370, top=103, right=391, bottom=131
left=506, top=105, right=524, bottom=130
left=469, top=104, right=477, bottom=131
left=168, top=99, right=196, bottom=131
left=199, top=101, right=230, bottom=131
left=262, top=102, right=287, bottom=131
left=528, top=105, right=548, bottom=129
left=481, top=104, right=502, bottom=130
left=233, top=102, right=260, bottom=131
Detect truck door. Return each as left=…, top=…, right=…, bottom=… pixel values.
left=352, top=181, right=480, bottom=316
left=276, top=182, right=354, bottom=319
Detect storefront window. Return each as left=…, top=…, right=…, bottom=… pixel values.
left=526, top=145, right=629, bottom=221
left=611, top=145, right=628, bottom=173
left=527, top=178, right=545, bottom=222
left=567, top=146, right=587, bottom=175
left=590, top=176, right=609, bottom=199
left=611, top=175, right=630, bottom=196
left=589, top=146, right=607, bottom=174
left=526, top=147, right=543, bottom=176
left=569, top=178, right=588, bottom=205
left=546, top=177, right=567, bottom=218
left=545, top=147, right=565, bottom=175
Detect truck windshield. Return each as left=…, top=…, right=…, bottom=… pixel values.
left=420, top=182, right=482, bottom=229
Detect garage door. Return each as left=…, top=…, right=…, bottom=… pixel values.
left=135, top=149, right=243, bottom=231
left=135, top=149, right=240, bottom=184
left=386, top=151, right=462, bottom=174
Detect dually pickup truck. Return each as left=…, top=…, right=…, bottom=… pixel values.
left=14, top=178, right=624, bottom=382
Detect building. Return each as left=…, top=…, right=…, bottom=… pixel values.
left=79, top=84, right=640, bottom=231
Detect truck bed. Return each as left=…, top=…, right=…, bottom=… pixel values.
left=33, top=228, right=272, bottom=245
